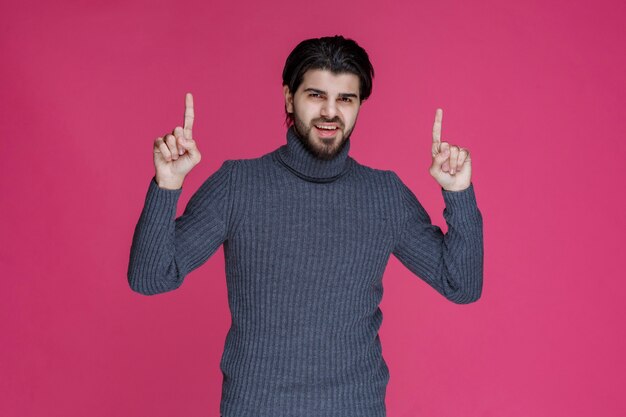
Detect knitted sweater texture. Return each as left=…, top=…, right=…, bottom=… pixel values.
left=128, top=126, right=484, bottom=417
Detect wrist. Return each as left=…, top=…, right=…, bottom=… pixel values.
left=442, top=183, right=471, bottom=192
left=155, top=175, right=184, bottom=190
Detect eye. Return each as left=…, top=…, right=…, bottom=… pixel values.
left=308, top=93, right=323, bottom=99
left=339, top=97, right=353, bottom=103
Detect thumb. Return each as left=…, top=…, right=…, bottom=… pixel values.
left=432, top=147, right=449, bottom=170
left=178, top=136, right=201, bottom=163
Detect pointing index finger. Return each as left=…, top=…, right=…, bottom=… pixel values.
left=432, top=108, right=443, bottom=143
left=184, top=92, right=194, bottom=139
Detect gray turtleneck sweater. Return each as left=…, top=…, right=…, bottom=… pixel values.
left=128, top=126, right=483, bottom=417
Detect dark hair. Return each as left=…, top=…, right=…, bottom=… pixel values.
left=282, top=35, right=375, bottom=127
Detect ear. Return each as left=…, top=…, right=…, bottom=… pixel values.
left=283, top=85, right=294, bottom=113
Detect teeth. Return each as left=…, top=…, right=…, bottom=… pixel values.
left=316, top=125, right=337, bottom=130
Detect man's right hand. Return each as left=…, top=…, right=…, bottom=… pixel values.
left=153, top=93, right=202, bottom=189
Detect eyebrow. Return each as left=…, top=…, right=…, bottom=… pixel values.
left=304, top=88, right=359, bottom=99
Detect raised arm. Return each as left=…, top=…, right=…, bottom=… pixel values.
left=127, top=93, right=236, bottom=295
left=391, top=108, right=483, bottom=303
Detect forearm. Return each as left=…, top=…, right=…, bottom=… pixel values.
left=127, top=177, right=185, bottom=295
left=438, top=183, right=484, bottom=303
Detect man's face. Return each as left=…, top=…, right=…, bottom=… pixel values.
left=283, top=69, right=362, bottom=160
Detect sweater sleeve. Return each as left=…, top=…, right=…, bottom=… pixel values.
left=390, top=173, right=483, bottom=304
left=127, top=160, right=237, bottom=295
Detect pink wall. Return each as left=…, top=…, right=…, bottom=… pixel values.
left=2, top=0, right=624, bottom=416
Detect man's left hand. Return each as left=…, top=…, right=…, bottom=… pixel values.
left=429, top=108, right=472, bottom=191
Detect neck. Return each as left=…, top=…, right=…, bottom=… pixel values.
left=274, top=126, right=353, bottom=183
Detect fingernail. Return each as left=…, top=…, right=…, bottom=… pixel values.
left=451, top=169, right=455, bottom=174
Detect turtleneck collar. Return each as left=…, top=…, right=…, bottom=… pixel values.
left=274, top=126, right=354, bottom=183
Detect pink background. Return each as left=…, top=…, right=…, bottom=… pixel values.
left=2, top=0, right=624, bottom=416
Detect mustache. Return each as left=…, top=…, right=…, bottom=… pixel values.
left=312, top=117, right=343, bottom=128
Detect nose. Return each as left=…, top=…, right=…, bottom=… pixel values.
left=320, top=99, right=337, bottom=119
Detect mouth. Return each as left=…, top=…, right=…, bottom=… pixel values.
left=313, top=123, right=341, bottom=137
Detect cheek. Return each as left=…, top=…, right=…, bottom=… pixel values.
left=344, top=110, right=358, bottom=127
left=294, top=100, right=312, bottom=118
left=301, top=108, right=318, bottom=122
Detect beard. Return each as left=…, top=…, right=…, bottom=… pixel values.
left=291, top=110, right=356, bottom=161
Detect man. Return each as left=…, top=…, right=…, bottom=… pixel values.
left=128, top=35, right=483, bottom=417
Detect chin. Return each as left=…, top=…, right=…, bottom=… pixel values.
left=310, top=134, right=347, bottom=160
left=293, top=122, right=350, bottom=160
